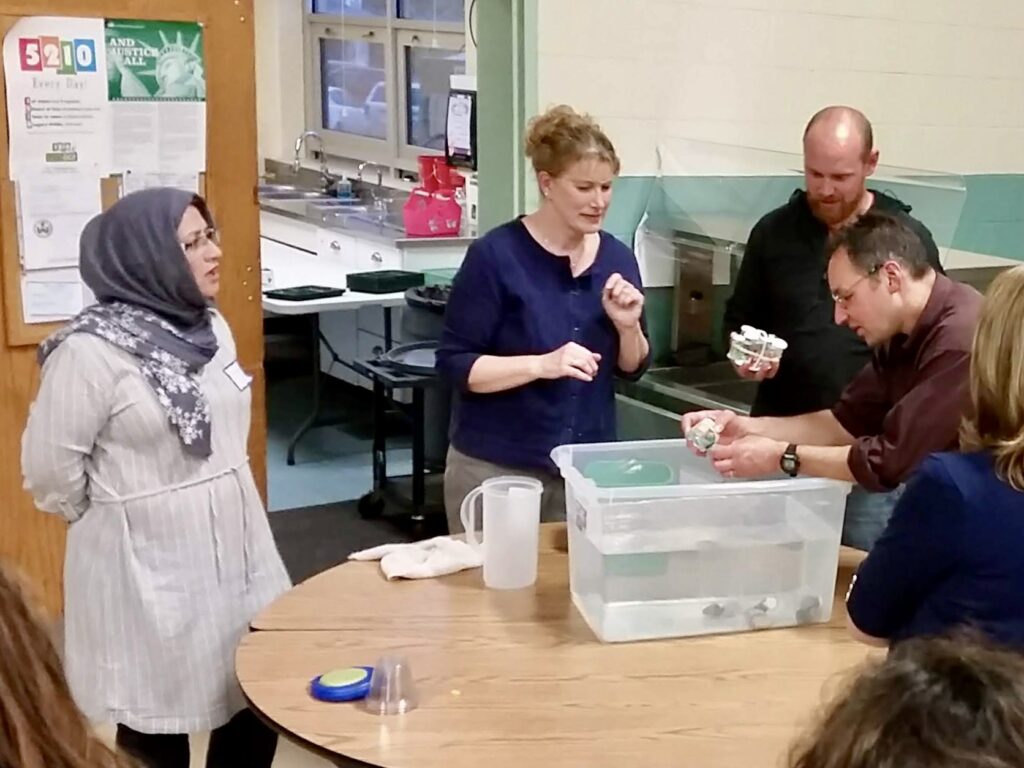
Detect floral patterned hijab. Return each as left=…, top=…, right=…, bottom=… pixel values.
left=38, top=188, right=218, bottom=458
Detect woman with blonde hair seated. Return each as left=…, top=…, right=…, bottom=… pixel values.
left=845, top=264, right=1024, bottom=648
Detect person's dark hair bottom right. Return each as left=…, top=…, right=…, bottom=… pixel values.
left=788, top=633, right=1024, bottom=768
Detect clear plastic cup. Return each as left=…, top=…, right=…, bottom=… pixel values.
left=362, top=655, right=418, bottom=715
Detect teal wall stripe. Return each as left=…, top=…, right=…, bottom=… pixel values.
left=607, top=173, right=1024, bottom=262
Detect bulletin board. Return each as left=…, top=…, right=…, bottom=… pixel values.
left=0, top=14, right=208, bottom=346
left=0, top=0, right=265, bottom=616
left=1, top=175, right=206, bottom=346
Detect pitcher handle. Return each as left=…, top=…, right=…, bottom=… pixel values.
left=460, top=486, right=484, bottom=550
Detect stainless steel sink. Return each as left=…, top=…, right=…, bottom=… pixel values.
left=264, top=191, right=332, bottom=200
left=309, top=198, right=369, bottom=208
left=321, top=208, right=406, bottom=235
left=307, top=200, right=371, bottom=222
left=698, top=379, right=760, bottom=405
left=257, top=183, right=332, bottom=200
left=651, top=360, right=739, bottom=387
left=624, top=362, right=758, bottom=414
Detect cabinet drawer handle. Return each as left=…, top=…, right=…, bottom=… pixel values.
left=330, top=240, right=341, bottom=251
left=370, top=251, right=383, bottom=263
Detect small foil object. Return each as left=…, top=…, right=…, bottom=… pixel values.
left=745, top=596, right=779, bottom=629
left=686, top=417, right=719, bottom=451
left=702, top=600, right=740, bottom=619
left=727, top=325, right=788, bottom=371
left=795, top=595, right=822, bottom=625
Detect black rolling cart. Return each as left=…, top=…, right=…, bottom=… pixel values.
left=351, top=343, right=448, bottom=531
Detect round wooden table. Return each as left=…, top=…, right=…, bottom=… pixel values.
left=237, top=524, right=876, bottom=768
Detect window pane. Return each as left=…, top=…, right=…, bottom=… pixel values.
left=312, top=0, right=387, bottom=17
left=405, top=45, right=465, bottom=150
left=398, top=0, right=465, bottom=22
left=320, top=38, right=387, bottom=140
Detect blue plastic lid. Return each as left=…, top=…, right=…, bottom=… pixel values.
left=309, top=666, right=374, bottom=703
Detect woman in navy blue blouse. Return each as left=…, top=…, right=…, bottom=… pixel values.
left=437, top=105, right=651, bottom=533
left=846, top=264, right=1024, bottom=649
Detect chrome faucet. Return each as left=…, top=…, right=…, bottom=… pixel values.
left=357, top=161, right=387, bottom=217
left=294, top=130, right=342, bottom=191
left=293, top=131, right=324, bottom=174
left=357, top=161, right=384, bottom=190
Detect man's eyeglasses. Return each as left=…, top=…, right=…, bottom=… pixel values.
left=181, top=227, right=219, bottom=254
left=830, top=263, right=882, bottom=307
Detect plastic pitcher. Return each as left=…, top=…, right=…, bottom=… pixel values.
left=460, top=476, right=543, bottom=589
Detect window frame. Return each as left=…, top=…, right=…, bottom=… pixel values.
left=303, top=3, right=465, bottom=174
left=395, top=29, right=465, bottom=162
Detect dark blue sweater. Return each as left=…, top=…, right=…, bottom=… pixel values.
left=436, top=219, right=650, bottom=471
left=847, top=451, right=1024, bottom=649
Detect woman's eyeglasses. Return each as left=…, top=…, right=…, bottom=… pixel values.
left=181, top=227, right=219, bottom=254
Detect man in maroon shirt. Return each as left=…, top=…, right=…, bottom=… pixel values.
left=682, top=211, right=982, bottom=550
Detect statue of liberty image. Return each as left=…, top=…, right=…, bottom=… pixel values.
left=108, top=27, right=205, bottom=100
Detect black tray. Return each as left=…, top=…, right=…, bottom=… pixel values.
left=347, top=269, right=425, bottom=294
left=405, top=284, right=451, bottom=314
left=263, top=285, right=347, bottom=301
left=379, top=340, right=439, bottom=376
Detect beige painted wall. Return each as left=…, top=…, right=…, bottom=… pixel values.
left=537, top=0, right=1024, bottom=175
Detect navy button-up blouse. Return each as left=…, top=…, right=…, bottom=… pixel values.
left=436, top=218, right=650, bottom=471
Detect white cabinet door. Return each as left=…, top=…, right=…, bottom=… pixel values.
left=260, top=237, right=349, bottom=292
left=260, top=236, right=299, bottom=277
left=260, top=212, right=318, bottom=252
left=350, top=240, right=402, bottom=274
left=401, top=242, right=468, bottom=272
left=316, top=227, right=358, bottom=269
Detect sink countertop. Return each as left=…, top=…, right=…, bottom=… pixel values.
left=259, top=196, right=477, bottom=250
left=618, top=361, right=757, bottom=416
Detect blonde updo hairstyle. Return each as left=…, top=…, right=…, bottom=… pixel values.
left=524, top=105, right=620, bottom=178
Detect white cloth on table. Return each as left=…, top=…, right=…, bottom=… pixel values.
left=349, top=536, right=482, bottom=579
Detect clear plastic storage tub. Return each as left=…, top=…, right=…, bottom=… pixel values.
left=550, top=439, right=851, bottom=643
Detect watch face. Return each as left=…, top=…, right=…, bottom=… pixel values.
left=781, top=452, right=798, bottom=475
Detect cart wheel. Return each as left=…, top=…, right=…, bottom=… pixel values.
left=358, top=493, right=385, bottom=520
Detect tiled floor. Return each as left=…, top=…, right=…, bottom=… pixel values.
left=266, top=369, right=412, bottom=511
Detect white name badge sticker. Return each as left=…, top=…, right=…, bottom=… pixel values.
left=224, top=360, right=253, bottom=391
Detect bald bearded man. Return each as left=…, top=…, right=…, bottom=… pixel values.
left=720, top=106, right=943, bottom=549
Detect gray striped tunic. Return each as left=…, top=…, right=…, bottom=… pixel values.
left=21, top=310, right=291, bottom=734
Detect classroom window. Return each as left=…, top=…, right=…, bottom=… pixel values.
left=397, top=0, right=465, bottom=23
left=313, top=0, right=387, bottom=18
left=306, top=0, right=465, bottom=172
left=399, top=33, right=465, bottom=153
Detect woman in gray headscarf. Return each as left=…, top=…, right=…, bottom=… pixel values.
left=21, top=188, right=291, bottom=768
